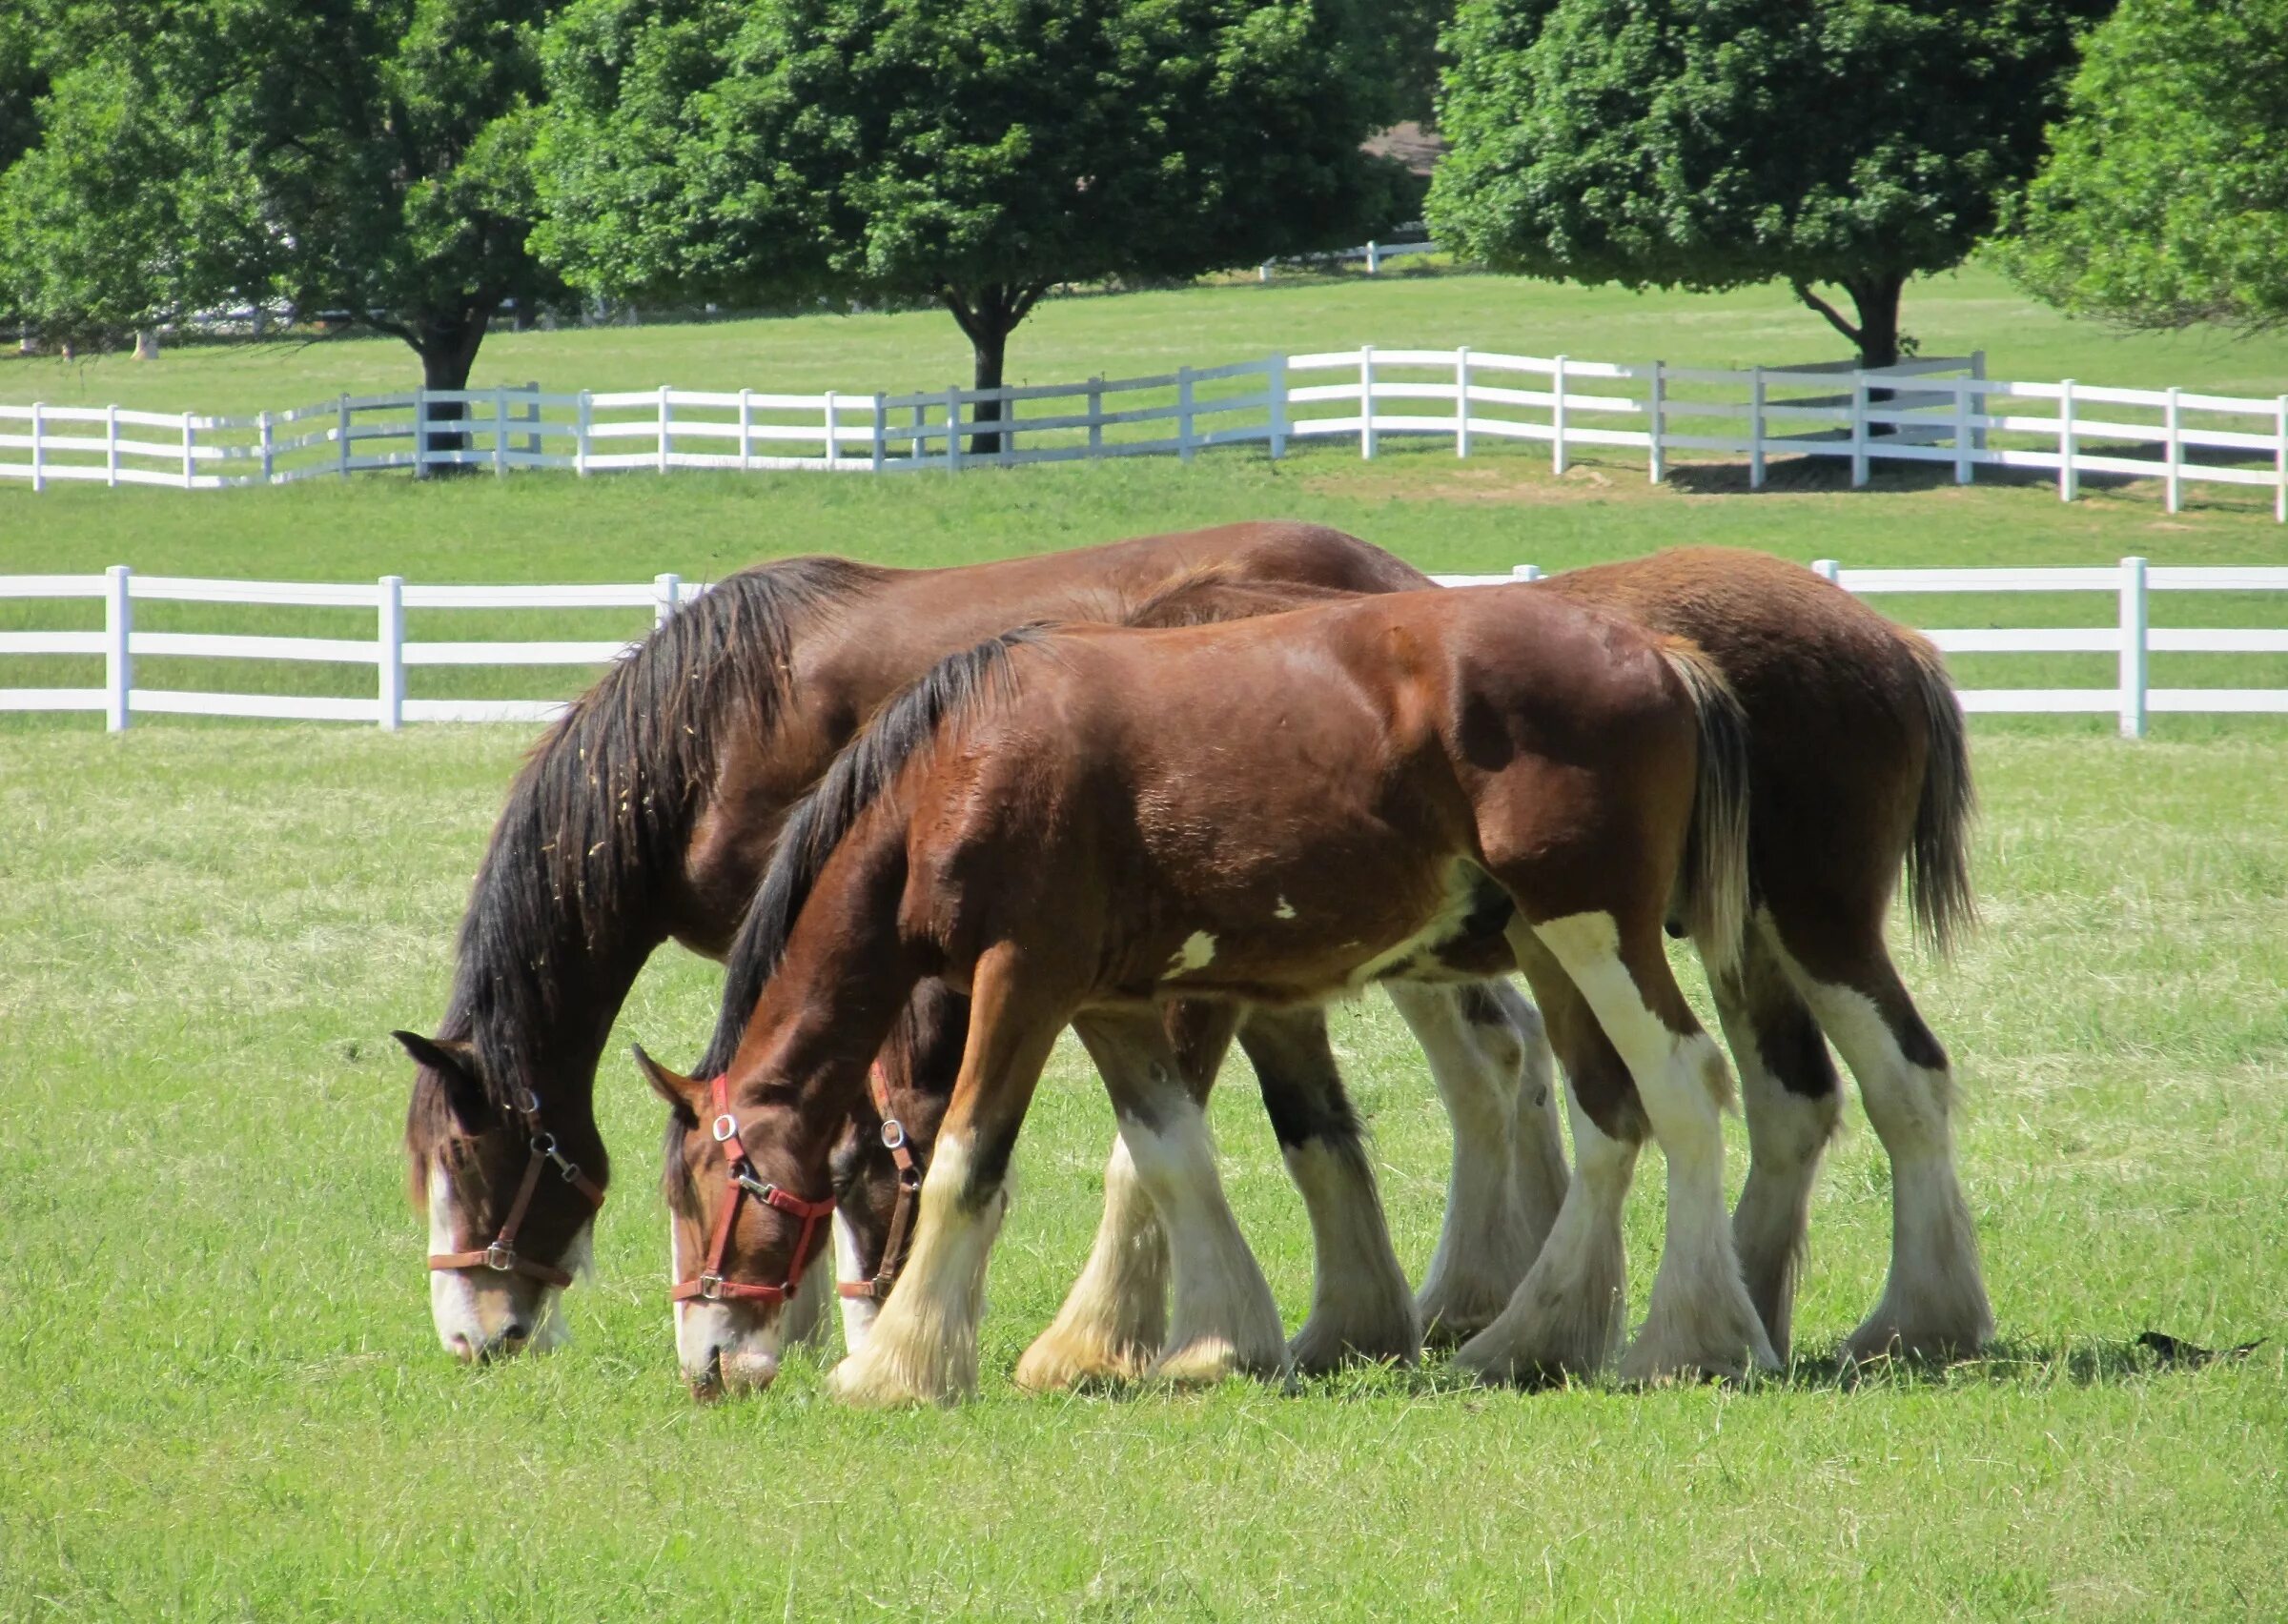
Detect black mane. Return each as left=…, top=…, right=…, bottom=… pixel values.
left=442, top=555, right=885, bottom=1116
left=698, top=623, right=1051, bottom=1076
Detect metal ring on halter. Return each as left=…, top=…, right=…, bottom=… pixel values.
left=520, top=1088, right=542, bottom=1116
left=484, top=1242, right=517, bottom=1272
left=735, top=1172, right=777, bottom=1203
left=698, top=1272, right=725, bottom=1302
left=880, top=1118, right=907, bottom=1150
left=712, top=1113, right=739, bottom=1143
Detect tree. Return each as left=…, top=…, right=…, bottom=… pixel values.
left=1430, top=0, right=2110, bottom=368
left=4, top=1, right=567, bottom=446
left=541, top=0, right=1407, bottom=450
left=1999, top=0, right=2288, bottom=335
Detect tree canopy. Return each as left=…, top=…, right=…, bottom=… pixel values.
left=1429, top=0, right=2110, bottom=367
left=2000, top=0, right=2288, bottom=335
left=2, top=0, right=565, bottom=409
left=540, top=0, right=1408, bottom=446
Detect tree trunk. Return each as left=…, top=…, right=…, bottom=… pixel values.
left=942, top=282, right=1046, bottom=457
left=1791, top=272, right=1907, bottom=370
left=412, top=307, right=493, bottom=476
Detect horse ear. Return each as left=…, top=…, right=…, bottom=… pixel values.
left=632, top=1044, right=704, bottom=1118
left=394, top=1030, right=491, bottom=1134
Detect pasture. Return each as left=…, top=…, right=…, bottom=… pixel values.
left=3, top=273, right=2285, bottom=1617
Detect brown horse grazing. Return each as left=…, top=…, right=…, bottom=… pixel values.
left=396, top=522, right=1561, bottom=1365
left=822, top=551, right=1989, bottom=1373
left=637, top=583, right=1766, bottom=1404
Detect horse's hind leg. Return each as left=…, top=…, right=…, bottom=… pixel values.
left=1776, top=936, right=1993, bottom=1361
left=1072, top=1007, right=1286, bottom=1385
left=1528, top=912, right=1775, bottom=1382
left=830, top=947, right=1062, bottom=1407
left=1237, top=1005, right=1419, bottom=1372
left=1713, top=924, right=1844, bottom=1363
left=1012, top=1002, right=1236, bottom=1391
left=1453, top=935, right=1639, bottom=1383
left=1386, top=981, right=1567, bottom=1346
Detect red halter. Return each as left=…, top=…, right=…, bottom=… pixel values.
left=670, top=1075, right=837, bottom=1307
left=428, top=1094, right=606, bottom=1290
left=838, top=1063, right=926, bottom=1304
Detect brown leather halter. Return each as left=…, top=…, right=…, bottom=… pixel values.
left=671, top=1074, right=837, bottom=1306
left=428, top=1092, right=606, bottom=1290
left=838, top=1062, right=926, bottom=1304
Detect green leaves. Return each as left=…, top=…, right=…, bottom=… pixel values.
left=1429, top=0, right=2108, bottom=362
left=2000, top=0, right=2288, bottom=335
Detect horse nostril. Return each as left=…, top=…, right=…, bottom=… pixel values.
left=449, top=1334, right=477, bottom=1364
left=503, top=1321, right=531, bottom=1345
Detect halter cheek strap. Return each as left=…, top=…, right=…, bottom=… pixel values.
left=670, top=1075, right=836, bottom=1307
left=838, top=1062, right=925, bottom=1303
left=429, top=1102, right=607, bottom=1289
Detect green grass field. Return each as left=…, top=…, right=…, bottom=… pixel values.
left=3, top=272, right=2285, bottom=1617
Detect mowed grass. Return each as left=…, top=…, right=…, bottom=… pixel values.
left=3, top=270, right=2286, bottom=1615
left=1, top=720, right=2284, bottom=1618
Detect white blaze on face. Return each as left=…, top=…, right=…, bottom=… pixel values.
left=670, top=1200, right=785, bottom=1394
left=1163, top=930, right=1217, bottom=978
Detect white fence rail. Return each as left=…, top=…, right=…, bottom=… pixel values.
left=3, top=560, right=2282, bottom=737
left=5, top=347, right=2283, bottom=518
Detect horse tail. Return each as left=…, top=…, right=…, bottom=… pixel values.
left=698, top=623, right=1051, bottom=1075
left=1902, top=630, right=1978, bottom=956
left=1659, top=639, right=1753, bottom=982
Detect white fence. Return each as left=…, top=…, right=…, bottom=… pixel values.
left=4, top=347, right=2284, bottom=518
left=4, top=560, right=2283, bottom=738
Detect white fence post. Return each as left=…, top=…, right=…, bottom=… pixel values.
left=1088, top=377, right=1105, bottom=457
left=1971, top=351, right=1990, bottom=453
left=28, top=402, right=41, bottom=493
left=1366, top=240, right=1380, bottom=274
left=2164, top=387, right=2182, bottom=514
left=1647, top=360, right=1666, bottom=484
left=1267, top=355, right=1287, bottom=460
left=378, top=575, right=405, bottom=732
left=1512, top=563, right=1542, bottom=582
left=104, top=564, right=132, bottom=732
left=575, top=391, right=592, bottom=477
left=654, top=571, right=682, bottom=629
left=1749, top=366, right=1767, bottom=490
left=1811, top=558, right=1841, bottom=585
left=105, top=404, right=119, bottom=488
left=825, top=391, right=841, bottom=468
left=1358, top=346, right=1376, bottom=460
left=2058, top=378, right=2077, bottom=502
left=1177, top=366, right=1195, bottom=463
left=413, top=389, right=427, bottom=479
left=337, top=394, right=352, bottom=479
left=998, top=386, right=1016, bottom=469
left=2119, top=555, right=2149, bottom=740
left=259, top=410, right=275, bottom=484
left=871, top=393, right=887, bottom=472
left=491, top=387, right=508, bottom=477
left=181, top=412, right=195, bottom=490
left=656, top=384, right=671, bottom=474
left=521, top=382, right=541, bottom=460
left=738, top=388, right=754, bottom=472
left=1551, top=355, right=1568, bottom=476
left=1952, top=375, right=1973, bottom=486
left=2276, top=395, right=2287, bottom=525
left=945, top=386, right=962, bottom=472
left=1455, top=347, right=1472, bottom=459
left=1849, top=372, right=1869, bottom=488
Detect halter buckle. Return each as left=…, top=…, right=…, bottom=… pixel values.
left=880, top=1118, right=907, bottom=1150
left=483, top=1242, right=517, bottom=1273
left=697, top=1272, right=725, bottom=1302
left=711, top=1113, right=739, bottom=1143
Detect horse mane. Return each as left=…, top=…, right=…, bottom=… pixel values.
left=442, top=555, right=885, bottom=1117
left=698, top=623, right=1052, bottom=1077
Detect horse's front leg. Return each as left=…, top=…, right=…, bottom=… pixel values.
left=827, top=945, right=1064, bottom=1407
left=1072, top=1006, right=1287, bottom=1386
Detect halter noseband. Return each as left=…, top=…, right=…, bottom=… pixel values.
left=670, top=1075, right=837, bottom=1307
left=428, top=1090, right=607, bottom=1290
left=838, top=1063, right=926, bottom=1304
